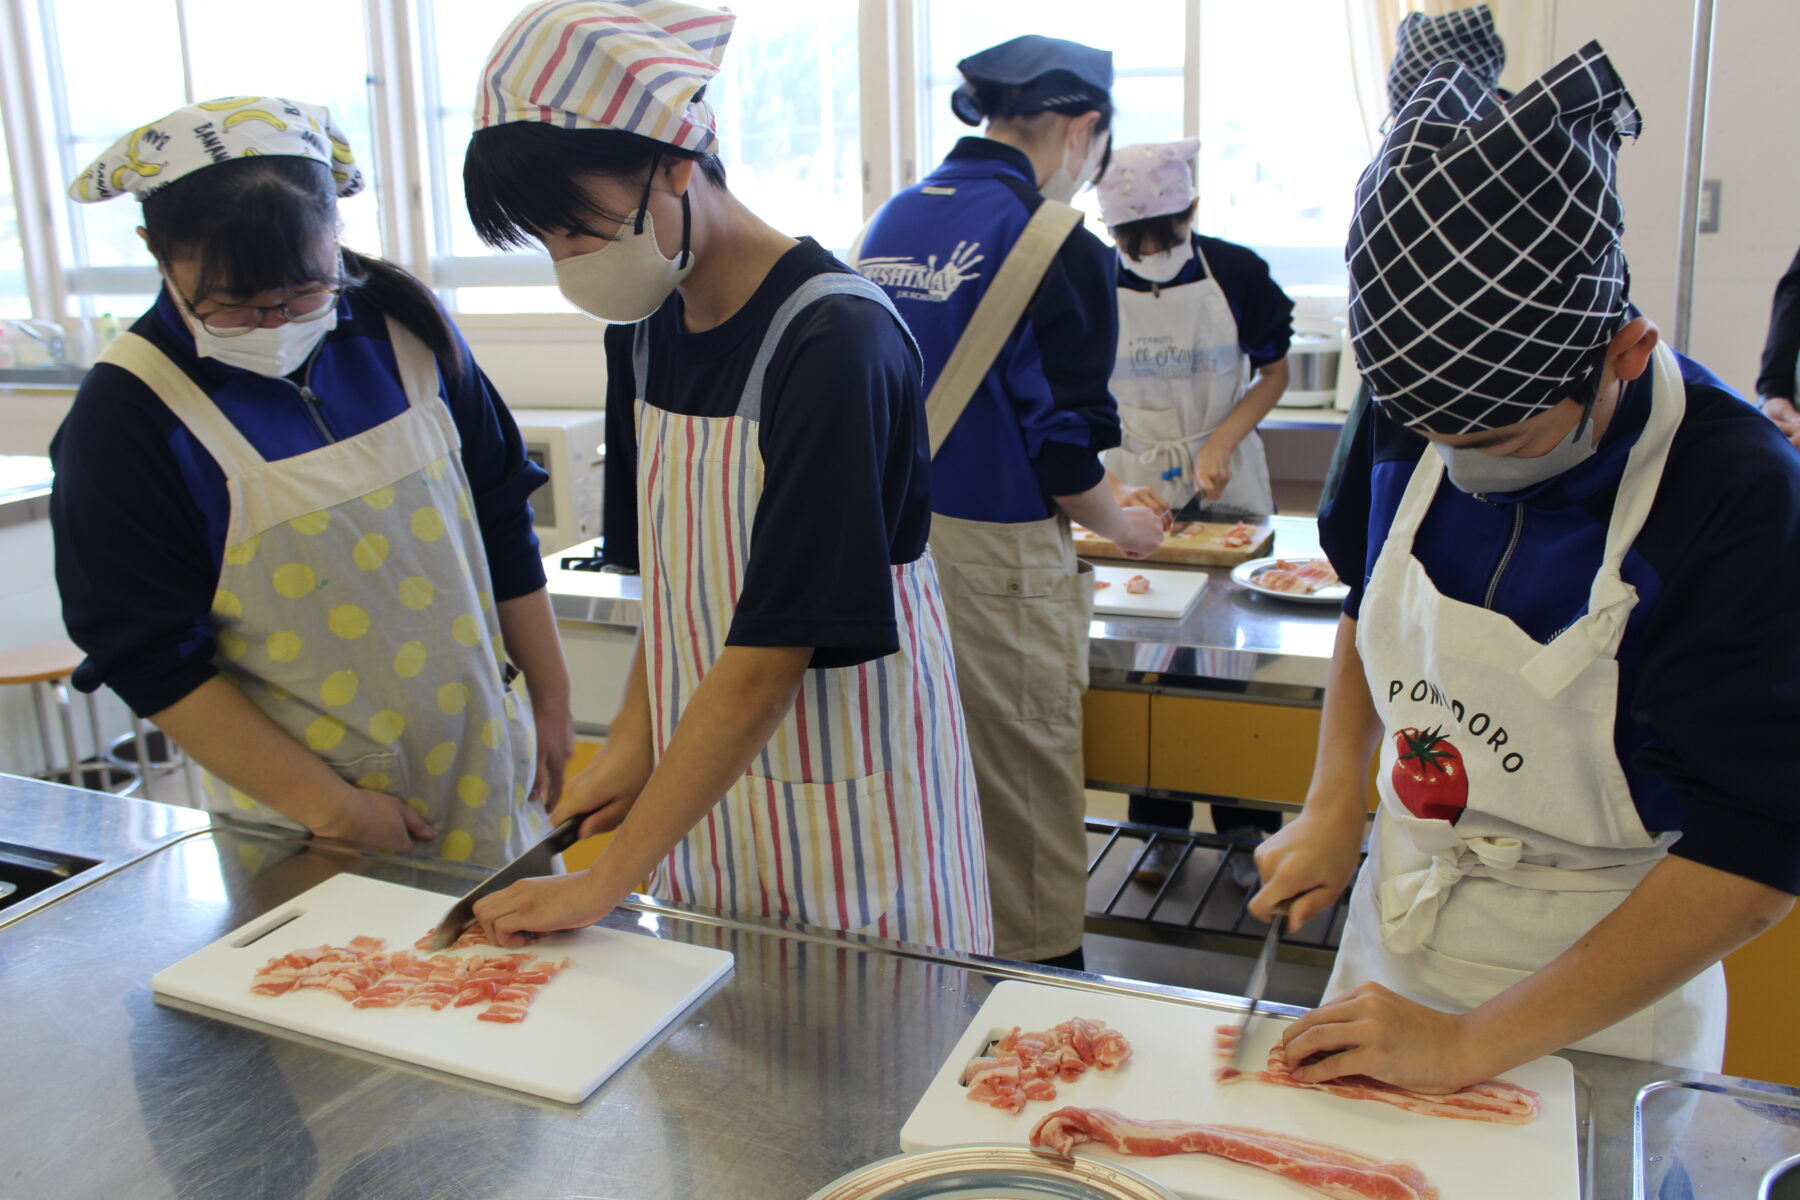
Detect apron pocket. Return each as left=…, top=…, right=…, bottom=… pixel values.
left=947, top=563, right=1086, bottom=722
left=735, top=770, right=900, bottom=935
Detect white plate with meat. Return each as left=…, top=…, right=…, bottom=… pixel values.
left=1230, top=557, right=1348, bottom=606
left=901, top=979, right=1578, bottom=1200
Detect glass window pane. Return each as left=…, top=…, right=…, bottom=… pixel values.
left=0, top=98, right=30, bottom=320
left=181, top=0, right=382, bottom=255
left=1197, top=0, right=1368, bottom=285
left=420, top=0, right=508, bottom=263
left=704, top=0, right=862, bottom=252
left=44, top=0, right=186, bottom=280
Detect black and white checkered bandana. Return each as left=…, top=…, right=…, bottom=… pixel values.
left=1387, top=5, right=1506, bottom=117
left=1348, top=42, right=1642, bottom=434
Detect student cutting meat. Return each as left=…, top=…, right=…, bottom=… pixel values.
left=461, top=1, right=991, bottom=954
left=855, top=36, right=1166, bottom=969
left=1249, top=46, right=1800, bottom=1087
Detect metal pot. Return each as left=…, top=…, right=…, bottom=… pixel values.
left=1276, top=331, right=1342, bottom=406
left=808, top=1145, right=1180, bottom=1200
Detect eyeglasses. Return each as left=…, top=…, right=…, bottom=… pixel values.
left=176, top=283, right=344, bottom=337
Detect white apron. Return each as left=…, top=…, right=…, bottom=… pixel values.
left=1103, top=241, right=1273, bottom=512
left=98, top=322, right=545, bottom=867
left=630, top=274, right=993, bottom=955
left=1329, top=342, right=1727, bottom=1070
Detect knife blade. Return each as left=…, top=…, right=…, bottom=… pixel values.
left=1179, top=496, right=1267, bottom=525
left=423, top=815, right=586, bottom=952
left=1224, top=898, right=1293, bottom=1073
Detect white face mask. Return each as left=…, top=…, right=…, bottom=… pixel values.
left=1433, top=405, right=1598, bottom=495
left=1124, top=236, right=1193, bottom=284
left=555, top=196, right=695, bottom=324
left=191, top=306, right=337, bottom=377
left=1042, top=126, right=1108, bottom=203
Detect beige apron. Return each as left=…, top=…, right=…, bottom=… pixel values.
left=98, top=323, right=545, bottom=866
left=1331, top=342, right=1727, bottom=1070
left=898, top=199, right=1095, bottom=961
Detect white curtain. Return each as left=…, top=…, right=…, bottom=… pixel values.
left=1342, top=0, right=1558, bottom=153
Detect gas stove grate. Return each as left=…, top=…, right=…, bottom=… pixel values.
left=1083, top=818, right=1361, bottom=969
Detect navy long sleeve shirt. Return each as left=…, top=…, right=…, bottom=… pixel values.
left=1320, top=352, right=1800, bottom=893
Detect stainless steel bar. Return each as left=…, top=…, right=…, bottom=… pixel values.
left=1671, top=0, right=1718, bottom=353
left=29, top=681, right=58, bottom=778
left=1085, top=825, right=1122, bottom=875
left=54, top=680, right=83, bottom=788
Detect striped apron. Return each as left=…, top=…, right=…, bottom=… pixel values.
left=630, top=273, right=993, bottom=955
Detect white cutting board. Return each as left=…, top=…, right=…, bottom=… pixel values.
left=152, top=874, right=733, bottom=1103
left=901, top=980, right=1578, bottom=1199
left=1091, top=564, right=1208, bottom=620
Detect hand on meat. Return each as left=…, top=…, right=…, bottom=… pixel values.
left=1247, top=807, right=1365, bottom=931
left=1193, top=438, right=1234, bottom=501
left=1116, top=485, right=1175, bottom=532
left=1278, top=982, right=1500, bottom=1096
left=314, top=781, right=437, bottom=851
left=473, top=869, right=611, bottom=948
left=552, top=729, right=654, bottom=838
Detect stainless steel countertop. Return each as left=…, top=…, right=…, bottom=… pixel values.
left=546, top=516, right=1342, bottom=699
left=4, top=774, right=1792, bottom=1199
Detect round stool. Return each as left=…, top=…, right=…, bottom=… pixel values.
left=0, top=638, right=140, bottom=794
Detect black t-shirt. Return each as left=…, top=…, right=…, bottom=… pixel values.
left=602, top=238, right=931, bottom=669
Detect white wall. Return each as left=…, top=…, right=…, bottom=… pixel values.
left=1550, top=0, right=1800, bottom=397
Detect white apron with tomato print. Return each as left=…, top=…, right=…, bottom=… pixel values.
left=630, top=272, right=993, bottom=955
left=1329, top=343, right=1726, bottom=1070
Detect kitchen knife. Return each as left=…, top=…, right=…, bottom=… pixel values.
left=423, top=815, right=586, bottom=951
left=1224, top=897, right=1293, bottom=1073
left=1178, top=496, right=1267, bottom=525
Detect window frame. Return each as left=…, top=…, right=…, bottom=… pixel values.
left=0, top=0, right=1358, bottom=327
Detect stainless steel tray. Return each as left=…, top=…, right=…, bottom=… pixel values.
left=808, top=1145, right=1179, bottom=1200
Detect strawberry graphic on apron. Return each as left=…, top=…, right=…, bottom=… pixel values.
left=1390, top=726, right=1467, bottom=823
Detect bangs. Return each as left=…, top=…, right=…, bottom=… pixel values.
left=464, top=124, right=659, bottom=250
left=140, top=156, right=341, bottom=301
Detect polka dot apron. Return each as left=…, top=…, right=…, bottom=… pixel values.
left=99, top=320, right=545, bottom=866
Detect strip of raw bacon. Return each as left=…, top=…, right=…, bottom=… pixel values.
left=248, top=937, right=570, bottom=1025
left=1029, top=1107, right=1436, bottom=1200
left=1213, top=1025, right=1540, bottom=1125
left=1222, top=521, right=1255, bottom=548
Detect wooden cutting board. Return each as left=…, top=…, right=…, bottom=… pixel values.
left=901, top=980, right=1578, bottom=1199
left=1074, top=520, right=1274, bottom=566
left=152, top=874, right=733, bottom=1103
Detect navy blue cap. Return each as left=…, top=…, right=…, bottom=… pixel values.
left=952, top=35, right=1113, bottom=127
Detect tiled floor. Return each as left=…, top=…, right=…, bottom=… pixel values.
left=1077, top=790, right=1333, bottom=1010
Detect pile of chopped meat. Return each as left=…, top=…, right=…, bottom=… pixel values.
left=963, top=1017, right=1132, bottom=1114
left=1213, top=1025, right=1541, bottom=1124
left=1029, top=1106, right=1438, bottom=1200
left=248, top=934, right=572, bottom=1025
left=1253, top=559, right=1341, bottom=595
left=1221, top=520, right=1257, bottom=548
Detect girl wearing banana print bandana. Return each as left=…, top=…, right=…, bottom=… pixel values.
left=51, top=97, right=573, bottom=865
left=1248, top=46, right=1800, bottom=1087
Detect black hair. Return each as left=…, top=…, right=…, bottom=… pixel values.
left=1114, top=201, right=1197, bottom=261
left=140, top=155, right=463, bottom=382
left=966, top=84, right=1114, bottom=182
left=464, top=123, right=728, bottom=250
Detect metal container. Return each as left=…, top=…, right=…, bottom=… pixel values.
left=1275, top=331, right=1341, bottom=407
left=807, top=1145, right=1180, bottom=1200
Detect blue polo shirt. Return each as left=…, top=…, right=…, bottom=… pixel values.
left=51, top=287, right=546, bottom=718
left=858, top=137, right=1122, bottom=524
left=1320, top=352, right=1800, bottom=893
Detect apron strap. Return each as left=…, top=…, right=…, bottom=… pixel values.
left=737, top=272, right=921, bottom=424
left=98, top=332, right=266, bottom=476
left=913, top=199, right=1083, bottom=459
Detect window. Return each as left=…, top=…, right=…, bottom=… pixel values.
left=34, top=0, right=378, bottom=321
left=0, top=102, right=28, bottom=320
left=1197, top=0, right=1366, bottom=286
left=418, top=0, right=861, bottom=312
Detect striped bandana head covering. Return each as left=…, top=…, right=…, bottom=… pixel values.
left=1347, top=42, right=1642, bottom=435
left=69, top=97, right=362, bottom=204
left=475, top=0, right=735, bottom=154
left=1387, top=4, right=1506, bottom=118
left=1097, top=138, right=1200, bottom=229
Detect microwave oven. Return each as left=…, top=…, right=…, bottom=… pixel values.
left=513, top=407, right=605, bottom=556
